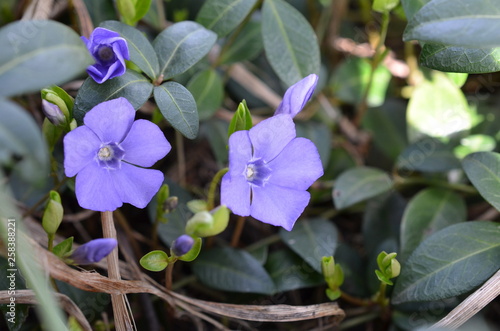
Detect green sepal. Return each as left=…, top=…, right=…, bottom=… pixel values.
left=177, top=237, right=203, bottom=262
left=41, top=85, right=74, bottom=121
left=185, top=206, right=230, bottom=237
left=375, top=269, right=393, bottom=286
left=53, top=237, right=74, bottom=258
left=228, top=99, right=252, bottom=139
left=187, top=199, right=208, bottom=213
left=325, top=288, right=341, bottom=301
left=42, top=190, right=64, bottom=235
left=140, top=250, right=169, bottom=272
left=155, top=184, right=170, bottom=221
left=42, top=118, right=63, bottom=153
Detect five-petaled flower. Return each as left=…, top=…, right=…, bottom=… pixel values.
left=70, top=238, right=117, bottom=265
left=64, top=97, right=171, bottom=211
left=221, top=74, right=323, bottom=231
left=81, top=27, right=130, bottom=84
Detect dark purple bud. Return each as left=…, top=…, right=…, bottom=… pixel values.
left=171, top=235, right=195, bottom=257
left=42, top=100, right=66, bottom=126
left=70, top=238, right=117, bottom=265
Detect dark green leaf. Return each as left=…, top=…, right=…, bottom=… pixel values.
left=192, top=246, right=275, bottom=294
left=53, top=237, right=74, bottom=258
left=100, top=20, right=159, bottom=80
left=396, top=138, right=461, bottom=173
left=265, top=249, right=323, bottom=292
left=74, top=69, right=153, bottom=122
left=262, top=0, right=320, bottom=86
left=420, top=43, right=500, bottom=74
left=0, top=99, right=49, bottom=185
left=219, top=21, right=263, bottom=65
left=392, top=222, right=500, bottom=304
left=400, top=188, right=466, bottom=260
left=333, top=167, right=393, bottom=210
left=153, top=21, right=217, bottom=79
left=280, top=218, right=338, bottom=273
left=200, top=119, right=229, bottom=164
left=462, top=152, right=500, bottom=211
left=0, top=20, right=93, bottom=97
left=154, top=81, right=199, bottom=139
left=296, top=121, right=331, bottom=168
left=196, top=0, right=257, bottom=37
left=83, top=0, right=116, bottom=27
left=404, top=0, right=500, bottom=48
left=140, top=250, right=169, bottom=272
left=186, top=68, right=223, bottom=120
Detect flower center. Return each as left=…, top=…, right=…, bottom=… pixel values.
left=96, top=143, right=125, bottom=170
left=97, top=45, right=115, bottom=62
left=245, top=159, right=271, bottom=187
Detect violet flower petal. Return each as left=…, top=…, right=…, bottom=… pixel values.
left=249, top=114, right=296, bottom=162
left=121, top=119, right=172, bottom=167
left=267, top=137, right=323, bottom=190
left=110, top=163, right=164, bottom=209
left=221, top=174, right=251, bottom=216
left=227, top=130, right=253, bottom=177
left=274, top=74, right=318, bottom=118
left=63, top=126, right=100, bottom=177
left=88, top=27, right=121, bottom=44
left=83, top=98, right=134, bottom=143
left=251, top=184, right=310, bottom=231
left=70, top=238, right=117, bottom=265
left=75, top=162, right=123, bottom=211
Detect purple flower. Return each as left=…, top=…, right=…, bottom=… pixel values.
left=63, top=97, right=171, bottom=211
left=274, top=74, right=318, bottom=118
left=171, top=234, right=195, bottom=257
left=70, top=238, right=117, bottom=265
left=221, top=114, right=323, bottom=231
left=81, top=28, right=130, bottom=84
left=42, top=99, right=65, bottom=126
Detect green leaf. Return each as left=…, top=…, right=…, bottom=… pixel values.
left=0, top=20, right=93, bottom=97
left=132, top=0, right=152, bottom=24
left=83, top=0, right=116, bottom=27
left=0, top=99, right=49, bottom=185
left=296, top=121, right=332, bottom=168
left=227, top=100, right=252, bottom=139
left=396, top=138, right=461, bottom=173
left=261, top=0, right=320, bottom=86
left=116, top=0, right=136, bottom=25
left=455, top=135, right=496, bottom=159
left=333, top=167, right=393, bottom=210
left=73, top=69, right=153, bottom=122
left=404, top=0, right=500, bottom=48
left=192, top=246, right=275, bottom=294
left=140, top=250, right=169, bottom=272
left=218, top=21, right=263, bottom=65
left=420, top=43, right=500, bottom=74
left=373, top=0, right=400, bottom=13
left=196, top=0, right=257, bottom=38
left=280, top=218, right=338, bottom=273
left=186, top=68, right=223, bottom=120
left=178, top=237, right=202, bottom=262
left=400, top=188, right=466, bottom=260
left=201, top=119, right=229, bottom=164
left=462, top=152, right=500, bottom=211
left=400, top=0, right=431, bottom=21
left=100, top=20, right=159, bottom=80
left=392, top=222, right=500, bottom=304
left=153, top=21, right=217, bottom=80
left=154, top=81, right=199, bottom=139
left=406, top=71, right=472, bottom=142
left=265, top=249, right=324, bottom=292
left=53, top=237, right=74, bottom=258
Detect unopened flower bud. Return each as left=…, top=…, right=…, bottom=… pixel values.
left=164, top=196, right=178, bottom=212
left=70, top=238, right=117, bottom=265
left=42, top=190, right=64, bottom=235
left=171, top=234, right=195, bottom=257
left=42, top=100, right=66, bottom=126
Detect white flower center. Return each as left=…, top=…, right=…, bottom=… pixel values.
left=98, top=146, right=113, bottom=161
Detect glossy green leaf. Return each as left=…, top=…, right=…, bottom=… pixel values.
left=218, top=21, right=263, bottom=65
left=333, top=167, right=393, bottom=210
left=0, top=20, right=93, bottom=97
left=73, top=69, right=153, bottom=122
left=186, top=68, right=223, bottom=120
left=392, top=222, right=500, bottom=304
left=400, top=188, right=466, bottom=260
left=262, top=0, right=320, bottom=86
left=100, top=20, right=159, bottom=80
left=265, top=249, right=323, bottom=292
left=404, top=0, right=500, bottom=48
left=154, top=81, right=199, bottom=139
left=296, top=121, right=331, bottom=168
left=140, top=250, right=169, bottom=272
left=406, top=71, right=472, bottom=142
left=132, top=0, right=152, bottom=25
left=462, top=152, right=500, bottom=211
left=0, top=99, right=49, bottom=185
left=420, top=43, right=500, bottom=74
left=192, top=246, right=275, bottom=294
left=196, top=0, right=257, bottom=37
left=400, top=0, right=431, bottom=21
left=280, top=218, right=338, bottom=273
left=397, top=138, right=461, bottom=173
left=153, top=21, right=217, bottom=79
left=53, top=237, right=74, bottom=258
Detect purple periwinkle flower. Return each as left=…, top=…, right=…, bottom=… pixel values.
left=81, top=28, right=130, bottom=84
left=42, top=99, right=65, bottom=126
left=70, top=238, right=117, bottom=265
left=274, top=74, right=318, bottom=118
left=171, top=234, right=195, bottom=257
left=63, top=97, right=171, bottom=211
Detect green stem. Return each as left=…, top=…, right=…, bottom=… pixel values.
left=207, top=168, right=229, bottom=210
left=394, top=176, right=477, bottom=195
left=47, top=233, right=55, bottom=252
